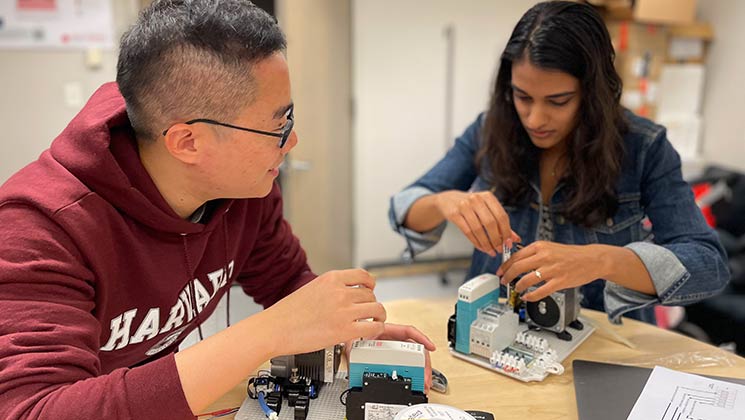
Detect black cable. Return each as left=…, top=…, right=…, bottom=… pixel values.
left=247, top=378, right=256, bottom=399
left=339, top=388, right=351, bottom=406
left=247, top=373, right=276, bottom=400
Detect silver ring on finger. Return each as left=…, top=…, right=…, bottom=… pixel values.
left=534, top=270, right=543, bottom=280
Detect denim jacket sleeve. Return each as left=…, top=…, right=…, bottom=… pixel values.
left=388, top=113, right=484, bottom=257
left=604, top=127, right=730, bottom=323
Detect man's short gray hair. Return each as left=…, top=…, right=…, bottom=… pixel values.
left=116, top=0, right=287, bottom=141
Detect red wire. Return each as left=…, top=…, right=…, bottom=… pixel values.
left=196, top=407, right=240, bottom=417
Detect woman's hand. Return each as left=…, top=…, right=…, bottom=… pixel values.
left=344, top=323, right=436, bottom=392
left=435, top=190, right=521, bottom=256
left=496, top=241, right=607, bottom=301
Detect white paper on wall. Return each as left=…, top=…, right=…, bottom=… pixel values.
left=0, top=0, right=114, bottom=50
left=668, top=37, right=705, bottom=61
left=657, top=64, right=705, bottom=115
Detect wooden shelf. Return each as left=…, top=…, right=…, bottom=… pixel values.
left=669, top=22, right=714, bottom=40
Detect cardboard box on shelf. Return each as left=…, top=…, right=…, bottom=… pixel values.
left=592, top=0, right=698, bottom=24
left=633, top=0, right=697, bottom=25
left=604, top=18, right=712, bottom=120
left=607, top=21, right=667, bottom=77
left=606, top=20, right=667, bottom=118
left=588, top=0, right=634, bottom=20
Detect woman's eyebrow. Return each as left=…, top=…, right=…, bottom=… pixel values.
left=512, top=83, right=576, bottom=99
left=546, top=91, right=576, bottom=99
left=511, top=84, right=529, bottom=95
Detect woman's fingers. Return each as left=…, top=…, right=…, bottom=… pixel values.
left=442, top=191, right=514, bottom=257
left=472, top=199, right=503, bottom=251
left=451, top=213, right=492, bottom=255
left=483, top=193, right=513, bottom=247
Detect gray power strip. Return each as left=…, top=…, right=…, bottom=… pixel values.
left=235, top=371, right=349, bottom=420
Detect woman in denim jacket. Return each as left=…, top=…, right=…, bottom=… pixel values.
left=389, top=1, right=728, bottom=324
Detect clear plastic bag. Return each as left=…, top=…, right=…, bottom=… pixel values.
left=601, top=349, right=740, bottom=369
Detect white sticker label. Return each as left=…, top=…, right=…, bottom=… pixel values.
left=365, top=402, right=407, bottom=420
left=394, top=403, right=476, bottom=420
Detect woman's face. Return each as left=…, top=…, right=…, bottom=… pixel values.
left=511, top=59, right=582, bottom=153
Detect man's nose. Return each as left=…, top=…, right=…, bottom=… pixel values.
left=281, top=130, right=298, bottom=154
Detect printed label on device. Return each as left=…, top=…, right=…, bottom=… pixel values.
left=364, top=402, right=407, bottom=420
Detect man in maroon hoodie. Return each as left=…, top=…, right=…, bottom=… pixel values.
left=0, top=1, right=435, bottom=419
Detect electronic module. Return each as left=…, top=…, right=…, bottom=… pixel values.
left=448, top=253, right=594, bottom=382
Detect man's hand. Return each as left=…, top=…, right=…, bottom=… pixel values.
left=262, top=269, right=386, bottom=357
left=344, top=323, right=436, bottom=393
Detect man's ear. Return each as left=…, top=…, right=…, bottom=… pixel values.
left=162, top=123, right=202, bottom=164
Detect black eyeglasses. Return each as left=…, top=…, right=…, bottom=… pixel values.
left=161, top=110, right=294, bottom=148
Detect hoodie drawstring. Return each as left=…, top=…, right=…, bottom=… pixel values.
left=223, top=218, right=231, bottom=328
left=180, top=212, right=232, bottom=343
left=182, top=234, right=204, bottom=341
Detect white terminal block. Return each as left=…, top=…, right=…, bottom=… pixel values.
left=457, top=274, right=499, bottom=303
left=470, top=304, right=519, bottom=358
left=516, top=332, right=548, bottom=353
left=349, top=340, right=425, bottom=368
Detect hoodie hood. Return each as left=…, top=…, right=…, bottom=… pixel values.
left=0, top=82, right=317, bottom=420
left=48, top=82, right=224, bottom=234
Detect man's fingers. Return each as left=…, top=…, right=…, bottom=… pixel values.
left=402, top=325, right=436, bottom=351
left=340, top=269, right=376, bottom=289
left=380, top=324, right=436, bottom=351
left=354, top=320, right=386, bottom=339
left=425, top=350, right=432, bottom=393
left=347, top=287, right=377, bottom=303
left=353, top=302, right=387, bottom=323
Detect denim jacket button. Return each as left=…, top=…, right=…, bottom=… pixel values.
left=606, top=217, right=614, bottom=227
left=557, top=215, right=565, bottom=224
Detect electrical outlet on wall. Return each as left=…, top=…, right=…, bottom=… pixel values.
left=63, top=82, right=83, bottom=108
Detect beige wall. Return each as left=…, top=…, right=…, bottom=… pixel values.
left=0, top=0, right=138, bottom=183
left=352, top=0, right=541, bottom=266
left=698, top=0, right=745, bottom=172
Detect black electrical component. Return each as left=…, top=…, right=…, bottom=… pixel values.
left=247, top=371, right=321, bottom=417
left=265, top=391, right=282, bottom=414
left=294, top=395, right=309, bottom=420
left=276, top=376, right=319, bottom=403
left=346, top=372, right=427, bottom=420
left=447, top=304, right=457, bottom=347
left=286, top=389, right=300, bottom=406
left=466, top=410, right=495, bottom=420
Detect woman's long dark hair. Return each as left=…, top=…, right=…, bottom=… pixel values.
left=478, top=1, right=627, bottom=227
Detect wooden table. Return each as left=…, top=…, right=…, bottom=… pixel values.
left=203, top=298, right=745, bottom=419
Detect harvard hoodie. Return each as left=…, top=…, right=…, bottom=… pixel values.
left=0, top=83, right=316, bottom=419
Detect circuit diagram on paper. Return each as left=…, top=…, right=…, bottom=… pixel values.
left=627, top=366, right=745, bottom=420
left=661, top=382, right=737, bottom=420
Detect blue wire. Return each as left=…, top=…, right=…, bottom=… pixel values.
left=257, top=391, right=275, bottom=417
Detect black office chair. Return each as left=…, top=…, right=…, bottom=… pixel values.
left=675, top=166, right=745, bottom=356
